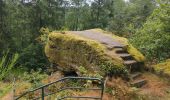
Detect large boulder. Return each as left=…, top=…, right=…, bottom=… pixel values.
left=44, top=29, right=145, bottom=77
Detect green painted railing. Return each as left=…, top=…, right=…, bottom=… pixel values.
left=14, top=77, right=104, bottom=100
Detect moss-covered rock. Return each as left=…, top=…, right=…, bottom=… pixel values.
left=44, top=29, right=145, bottom=76
left=154, top=59, right=170, bottom=76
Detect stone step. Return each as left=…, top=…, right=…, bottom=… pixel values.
left=107, top=45, right=125, bottom=51
left=131, top=79, right=147, bottom=88
left=124, top=60, right=137, bottom=65
left=114, top=48, right=123, bottom=51
left=115, top=48, right=127, bottom=53
left=114, top=46, right=124, bottom=48
left=118, top=53, right=134, bottom=60
left=130, top=72, right=142, bottom=80
left=117, top=53, right=131, bottom=57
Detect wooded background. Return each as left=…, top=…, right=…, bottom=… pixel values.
left=0, top=0, right=169, bottom=71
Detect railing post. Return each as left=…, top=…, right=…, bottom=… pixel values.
left=101, top=80, right=105, bottom=100
left=41, top=87, right=45, bottom=100
left=13, top=78, right=16, bottom=100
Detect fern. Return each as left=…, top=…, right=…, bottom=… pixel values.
left=0, top=50, right=19, bottom=80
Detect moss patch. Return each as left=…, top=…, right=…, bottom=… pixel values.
left=126, top=44, right=145, bottom=62
left=154, top=59, right=170, bottom=75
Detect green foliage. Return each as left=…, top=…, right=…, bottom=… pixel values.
left=19, top=43, right=49, bottom=71
left=0, top=0, right=50, bottom=71
left=107, top=0, right=156, bottom=35
left=100, top=60, right=128, bottom=76
left=105, top=87, right=113, bottom=94
left=78, top=66, right=103, bottom=79
left=131, top=0, right=170, bottom=61
left=0, top=50, right=19, bottom=81
left=55, top=90, right=73, bottom=99
left=38, top=27, right=50, bottom=44
left=78, top=66, right=88, bottom=75
left=22, top=69, right=48, bottom=88
left=106, top=0, right=127, bottom=34
left=0, top=0, right=156, bottom=72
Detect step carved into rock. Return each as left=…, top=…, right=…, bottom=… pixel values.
left=130, top=72, right=142, bottom=80
left=117, top=53, right=131, bottom=57
left=115, top=48, right=127, bottom=53
left=124, top=60, right=137, bottom=65
left=131, top=79, right=147, bottom=88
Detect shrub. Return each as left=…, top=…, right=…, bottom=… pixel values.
left=22, top=69, right=48, bottom=88
left=19, top=43, right=49, bottom=71
left=131, top=0, right=170, bottom=61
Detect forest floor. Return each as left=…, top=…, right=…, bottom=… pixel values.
left=79, top=72, right=170, bottom=100
left=2, top=72, right=170, bottom=100
left=137, top=72, right=170, bottom=99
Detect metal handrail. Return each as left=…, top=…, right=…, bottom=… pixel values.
left=14, top=77, right=104, bottom=100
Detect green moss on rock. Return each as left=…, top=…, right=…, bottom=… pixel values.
left=44, top=29, right=145, bottom=76
left=154, top=59, right=170, bottom=75
left=45, top=31, right=126, bottom=76
left=126, top=44, right=145, bottom=62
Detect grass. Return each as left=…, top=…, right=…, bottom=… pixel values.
left=0, top=51, right=19, bottom=80
left=0, top=67, right=48, bottom=99
left=0, top=51, right=19, bottom=98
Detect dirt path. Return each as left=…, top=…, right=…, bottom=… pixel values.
left=70, top=30, right=125, bottom=48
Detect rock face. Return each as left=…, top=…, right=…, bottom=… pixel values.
left=44, top=29, right=145, bottom=77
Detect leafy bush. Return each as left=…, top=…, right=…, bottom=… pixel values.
left=22, top=69, right=48, bottom=88
left=19, top=43, right=49, bottom=71
left=130, top=0, right=170, bottom=61
left=17, top=27, right=50, bottom=71
left=14, top=69, right=48, bottom=99
left=38, top=27, right=50, bottom=44
left=0, top=50, right=19, bottom=80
